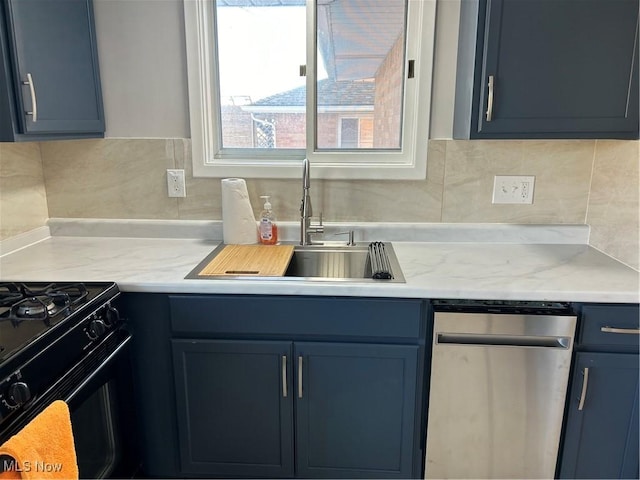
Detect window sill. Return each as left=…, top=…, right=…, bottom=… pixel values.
left=192, top=156, right=429, bottom=180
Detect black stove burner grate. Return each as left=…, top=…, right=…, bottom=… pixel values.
left=13, top=296, right=58, bottom=322
left=0, top=282, right=106, bottom=366
left=0, top=284, right=23, bottom=308
left=0, top=283, right=88, bottom=325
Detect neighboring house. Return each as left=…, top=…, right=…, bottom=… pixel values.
left=220, top=29, right=404, bottom=151
left=222, top=79, right=376, bottom=149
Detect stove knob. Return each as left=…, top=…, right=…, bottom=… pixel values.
left=7, top=382, right=31, bottom=408
left=87, top=318, right=107, bottom=339
left=104, top=306, right=120, bottom=326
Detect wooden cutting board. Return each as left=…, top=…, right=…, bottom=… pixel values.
left=197, top=244, right=295, bottom=277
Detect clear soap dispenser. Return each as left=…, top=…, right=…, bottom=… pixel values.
left=259, top=195, right=278, bottom=245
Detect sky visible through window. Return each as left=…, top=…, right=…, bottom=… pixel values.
left=216, top=5, right=327, bottom=105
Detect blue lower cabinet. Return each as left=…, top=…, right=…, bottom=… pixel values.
left=165, top=295, right=425, bottom=478
left=172, top=339, right=420, bottom=478
left=295, top=342, right=418, bottom=478
left=559, top=352, right=639, bottom=479
left=172, top=339, right=295, bottom=478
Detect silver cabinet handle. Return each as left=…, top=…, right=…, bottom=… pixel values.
left=282, top=355, right=288, bottom=398
left=578, top=367, right=589, bottom=411
left=436, top=333, right=570, bottom=349
left=485, top=75, right=494, bottom=122
left=22, top=73, right=37, bottom=122
left=601, top=326, right=640, bottom=335
left=298, top=356, right=303, bottom=399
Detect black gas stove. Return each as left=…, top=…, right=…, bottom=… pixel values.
left=0, top=281, right=139, bottom=477
left=0, top=281, right=122, bottom=422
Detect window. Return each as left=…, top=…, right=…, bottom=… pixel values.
left=339, top=118, right=374, bottom=149
left=184, top=0, right=436, bottom=179
left=340, top=118, right=360, bottom=149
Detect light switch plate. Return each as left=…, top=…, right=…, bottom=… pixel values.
left=492, top=175, right=535, bottom=204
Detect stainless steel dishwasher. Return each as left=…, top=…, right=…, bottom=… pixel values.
left=425, top=300, right=577, bottom=479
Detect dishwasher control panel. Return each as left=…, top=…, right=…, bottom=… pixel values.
left=432, top=299, right=573, bottom=315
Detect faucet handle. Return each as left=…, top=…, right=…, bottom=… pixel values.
left=334, top=230, right=355, bottom=246
left=310, top=212, right=323, bottom=232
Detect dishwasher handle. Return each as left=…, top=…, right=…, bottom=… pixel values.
left=436, top=333, right=571, bottom=349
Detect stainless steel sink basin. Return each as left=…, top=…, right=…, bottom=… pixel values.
left=284, top=244, right=405, bottom=282
left=186, top=242, right=405, bottom=283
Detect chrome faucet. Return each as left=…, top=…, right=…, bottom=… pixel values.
left=300, top=158, right=323, bottom=245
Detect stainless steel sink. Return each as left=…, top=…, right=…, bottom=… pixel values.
left=284, top=244, right=405, bottom=282
left=185, top=242, right=405, bottom=283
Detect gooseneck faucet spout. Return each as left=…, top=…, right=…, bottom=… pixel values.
left=303, top=157, right=311, bottom=190
left=300, top=158, right=323, bottom=245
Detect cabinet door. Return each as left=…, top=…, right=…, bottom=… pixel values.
left=172, top=339, right=294, bottom=478
left=5, top=0, right=103, bottom=135
left=294, top=342, right=418, bottom=478
left=473, top=0, right=639, bottom=138
left=560, top=352, right=639, bottom=479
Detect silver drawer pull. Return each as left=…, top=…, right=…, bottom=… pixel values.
left=281, top=355, right=287, bottom=398
left=298, top=356, right=303, bottom=399
left=22, top=73, right=37, bottom=122
left=600, top=326, right=640, bottom=335
left=485, top=75, right=494, bottom=122
left=578, top=367, right=589, bottom=411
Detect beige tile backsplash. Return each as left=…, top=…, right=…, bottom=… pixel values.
left=587, top=140, right=639, bottom=270
left=1, top=138, right=638, bottom=270
left=0, top=142, right=48, bottom=239
left=40, top=139, right=179, bottom=220
left=442, top=140, right=594, bottom=223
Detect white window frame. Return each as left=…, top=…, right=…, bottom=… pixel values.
left=184, top=0, right=436, bottom=180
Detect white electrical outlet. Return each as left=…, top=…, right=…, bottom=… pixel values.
left=167, top=169, right=186, bottom=197
left=492, top=175, right=535, bottom=204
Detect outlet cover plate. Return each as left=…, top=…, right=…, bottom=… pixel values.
left=167, top=169, right=186, bottom=197
left=492, top=175, right=535, bottom=204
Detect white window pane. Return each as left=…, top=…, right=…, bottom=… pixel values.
left=215, top=1, right=306, bottom=149
left=315, top=0, right=407, bottom=150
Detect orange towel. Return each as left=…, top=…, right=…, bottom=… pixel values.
left=0, top=400, right=78, bottom=480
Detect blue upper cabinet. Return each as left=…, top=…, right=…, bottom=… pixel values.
left=0, top=0, right=104, bottom=141
left=454, top=0, right=640, bottom=139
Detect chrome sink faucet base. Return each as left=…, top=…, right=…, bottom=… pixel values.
left=300, top=158, right=324, bottom=245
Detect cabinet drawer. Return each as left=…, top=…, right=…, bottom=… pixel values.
left=579, top=304, right=640, bottom=349
left=169, top=295, right=423, bottom=340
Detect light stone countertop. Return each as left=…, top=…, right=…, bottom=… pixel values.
left=0, top=220, right=638, bottom=303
